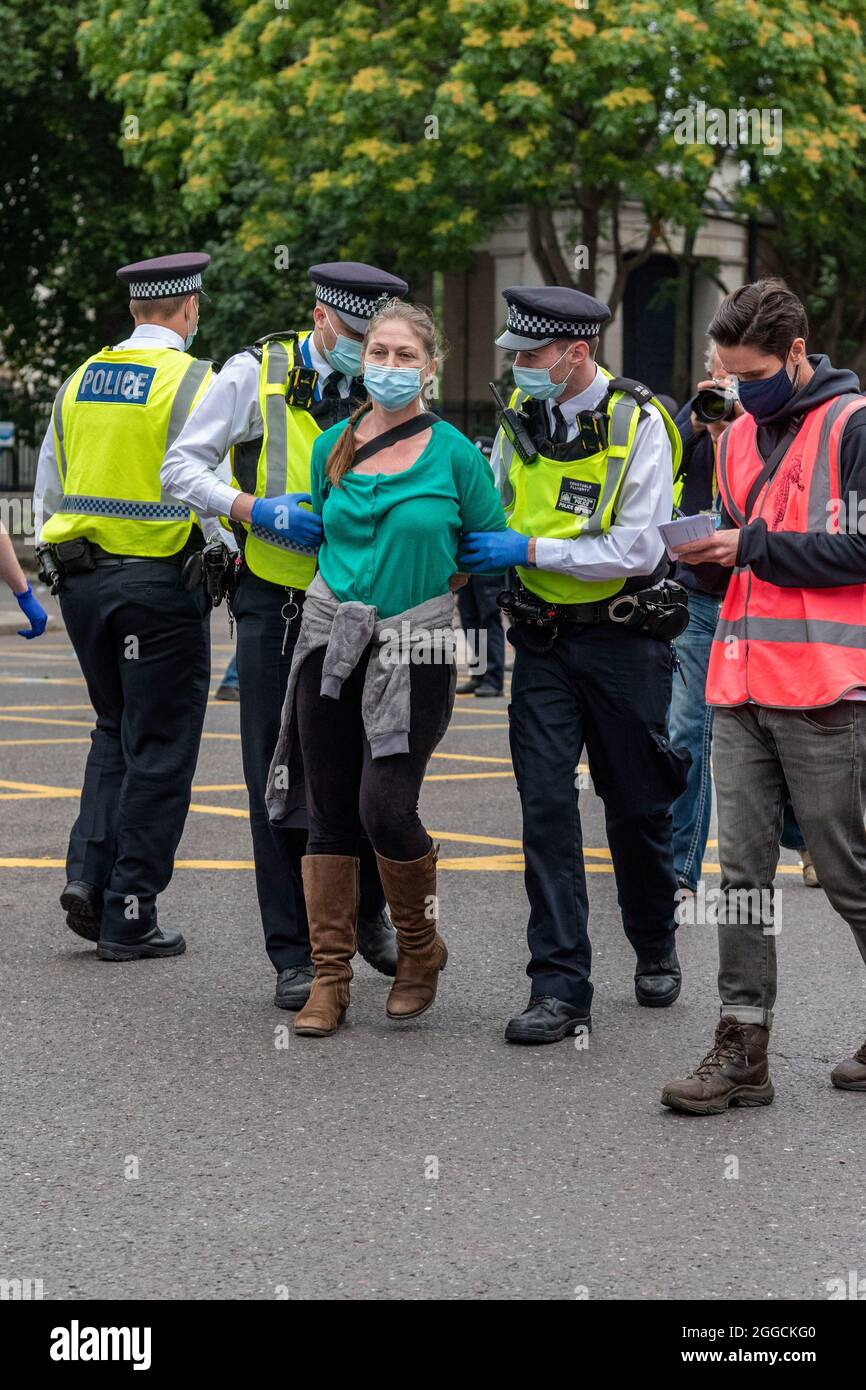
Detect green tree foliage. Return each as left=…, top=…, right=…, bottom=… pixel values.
left=0, top=1, right=194, bottom=435
left=6, top=0, right=866, bottom=409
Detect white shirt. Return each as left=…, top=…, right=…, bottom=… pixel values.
left=160, top=329, right=343, bottom=519
left=33, top=323, right=225, bottom=542
left=492, top=365, right=672, bottom=582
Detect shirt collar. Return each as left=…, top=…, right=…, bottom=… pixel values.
left=549, top=365, right=607, bottom=427
left=114, top=323, right=186, bottom=351
left=305, top=328, right=335, bottom=384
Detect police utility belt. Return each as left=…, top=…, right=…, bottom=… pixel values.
left=37, top=536, right=235, bottom=608
left=498, top=579, right=690, bottom=644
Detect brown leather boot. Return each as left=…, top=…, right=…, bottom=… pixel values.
left=661, top=1015, right=774, bottom=1115
left=831, top=1038, right=866, bottom=1091
left=376, top=844, right=447, bottom=1021
left=294, top=855, right=358, bottom=1038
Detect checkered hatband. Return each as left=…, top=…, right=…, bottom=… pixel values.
left=127, top=273, right=203, bottom=299
left=506, top=305, right=602, bottom=338
left=314, top=282, right=386, bottom=320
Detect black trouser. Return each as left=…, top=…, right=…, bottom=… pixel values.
left=232, top=572, right=387, bottom=970
left=296, top=644, right=453, bottom=861
left=457, top=574, right=505, bottom=689
left=60, top=560, right=211, bottom=942
left=507, top=621, right=688, bottom=1010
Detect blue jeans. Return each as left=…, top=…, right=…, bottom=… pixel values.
left=219, top=653, right=239, bottom=690
left=669, top=590, right=720, bottom=890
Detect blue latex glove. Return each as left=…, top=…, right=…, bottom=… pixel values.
left=250, top=492, right=323, bottom=549
left=15, top=582, right=48, bottom=639
left=458, top=529, right=530, bottom=573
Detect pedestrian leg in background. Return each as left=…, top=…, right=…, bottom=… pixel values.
left=662, top=705, right=782, bottom=1114
left=780, top=797, right=820, bottom=888
left=668, top=591, right=719, bottom=892
left=467, top=574, right=505, bottom=696
left=456, top=579, right=482, bottom=694
left=579, top=626, right=687, bottom=1008
left=215, top=652, right=240, bottom=702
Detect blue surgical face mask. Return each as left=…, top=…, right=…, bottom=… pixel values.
left=512, top=345, right=573, bottom=401
left=322, top=311, right=363, bottom=378
left=737, top=355, right=799, bottom=420
left=183, top=301, right=199, bottom=352
left=363, top=363, right=427, bottom=412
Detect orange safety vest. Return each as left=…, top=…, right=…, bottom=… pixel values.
left=706, top=392, right=866, bottom=708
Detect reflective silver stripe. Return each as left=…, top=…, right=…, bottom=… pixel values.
left=165, top=359, right=211, bottom=448
left=162, top=358, right=211, bottom=507
left=808, top=393, right=864, bottom=532
left=59, top=495, right=190, bottom=521
left=716, top=429, right=744, bottom=525
left=249, top=523, right=317, bottom=555
left=582, top=396, right=636, bottom=534
left=264, top=341, right=290, bottom=495
left=51, top=373, right=76, bottom=481
left=716, top=615, right=866, bottom=648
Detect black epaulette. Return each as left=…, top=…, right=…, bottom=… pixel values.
left=605, top=376, right=655, bottom=416
left=243, top=330, right=299, bottom=363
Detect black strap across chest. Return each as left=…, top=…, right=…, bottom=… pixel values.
left=743, top=419, right=801, bottom=522
left=352, top=412, right=437, bottom=467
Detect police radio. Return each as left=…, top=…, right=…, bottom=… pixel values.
left=489, top=382, right=538, bottom=465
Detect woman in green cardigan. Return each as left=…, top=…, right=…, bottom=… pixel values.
left=291, top=298, right=507, bottom=1037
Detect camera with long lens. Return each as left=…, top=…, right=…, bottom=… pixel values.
left=692, top=385, right=738, bottom=425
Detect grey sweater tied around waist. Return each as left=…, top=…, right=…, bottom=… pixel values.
left=265, top=572, right=457, bottom=825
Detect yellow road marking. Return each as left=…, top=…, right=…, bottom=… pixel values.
left=0, top=703, right=92, bottom=712
left=424, top=772, right=513, bottom=782
left=0, top=857, right=808, bottom=875
left=0, top=737, right=90, bottom=746
left=445, top=723, right=508, bottom=731
left=0, top=677, right=88, bottom=686
left=0, top=714, right=93, bottom=728
left=430, top=751, right=512, bottom=765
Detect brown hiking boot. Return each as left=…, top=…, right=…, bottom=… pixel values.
left=294, top=855, right=359, bottom=1038
left=376, top=843, right=447, bottom=1021
left=661, top=1015, right=774, bottom=1115
left=831, top=1038, right=866, bottom=1091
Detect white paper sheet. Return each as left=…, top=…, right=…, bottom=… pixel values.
left=656, top=513, right=717, bottom=561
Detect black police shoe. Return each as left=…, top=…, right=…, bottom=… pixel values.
left=96, top=925, right=186, bottom=962
left=634, top=949, right=682, bottom=1008
left=274, top=964, right=315, bottom=1010
left=60, top=880, right=103, bottom=942
left=356, top=908, right=398, bottom=976
left=505, top=995, right=593, bottom=1045
left=474, top=681, right=504, bottom=698
left=456, top=675, right=483, bottom=694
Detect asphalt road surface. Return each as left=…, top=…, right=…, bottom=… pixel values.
left=1, top=602, right=864, bottom=1301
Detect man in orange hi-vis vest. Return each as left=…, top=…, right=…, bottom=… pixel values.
left=659, top=279, right=866, bottom=1114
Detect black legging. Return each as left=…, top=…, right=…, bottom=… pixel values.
left=296, top=643, right=453, bottom=861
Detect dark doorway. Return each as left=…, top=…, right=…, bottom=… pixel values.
left=622, top=255, right=678, bottom=399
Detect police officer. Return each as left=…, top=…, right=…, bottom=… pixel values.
left=161, top=262, right=405, bottom=1010
left=459, top=286, right=689, bottom=1044
left=33, top=252, right=219, bottom=960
